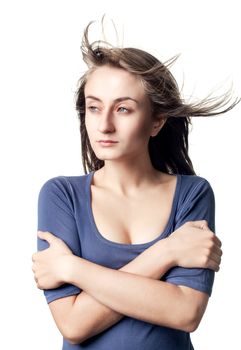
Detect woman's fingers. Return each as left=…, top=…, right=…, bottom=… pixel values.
left=207, top=235, right=223, bottom=272
left=37, top=231, right=57, bottom=245
left=188, top=220, right=209, bottom=230
left=210, top=251, right=222, bottom=265
left=212, top=244, right=223, bottom=257
left=213, top=235, right=222, bottom=248
left=189, top=220, right=222, bottom=248
left=207, top=259, right=220, bottom=272
left=205, top=249, right=222, bottom=272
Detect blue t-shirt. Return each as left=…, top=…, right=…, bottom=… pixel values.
left=37, top=171, right=215, bottom=350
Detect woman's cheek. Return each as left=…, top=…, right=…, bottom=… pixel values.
left=85, top=120, right=95, bottom=145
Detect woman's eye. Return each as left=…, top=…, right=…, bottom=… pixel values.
left=87, top=106, right=99, bottom=112
left=87, top=106, right=130, bottom=113
left=118, top=107, right=129, bottom=113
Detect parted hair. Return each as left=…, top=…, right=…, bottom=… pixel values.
left=75, top=19, right=240, bottom=175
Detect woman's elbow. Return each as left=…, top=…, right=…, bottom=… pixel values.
left=177, top=287, right=209, bottom=333
left=183, top=316, right=201, bottom=333
left=62, top=325, right=87, bottom=345
left=67, top=337, right=83, bottom=346
left=183, top=303, right=207, bottom=333
left=64, top=332, right=85, bottom=345
left=66, top=338, right=81, bottom=346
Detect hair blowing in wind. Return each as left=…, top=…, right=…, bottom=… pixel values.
left=75, top=18, right=240, bottom=175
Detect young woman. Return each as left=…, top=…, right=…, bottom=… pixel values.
left=32, top=20, right=239, bottom=350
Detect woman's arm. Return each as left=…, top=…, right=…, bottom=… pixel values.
left=33, top=220, right=222, bottom=344
left=65, top=220, right=221, bottom=333
left=67, top=257, right=209, bottom=331
left=48, top=237, right=173, bottom=344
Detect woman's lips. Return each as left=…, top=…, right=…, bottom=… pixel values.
left=98, top=140, right=118, bottom=143
left=97, top=140, right=118, bottom=146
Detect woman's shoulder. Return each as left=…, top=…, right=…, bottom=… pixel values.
left=179, top=173, right=213, bottom=189
left=38, top=173, right=91, bottom=197
left=41, top=173, right=89, bottom=185
left=177, top=173, right=215, bottom=206
left=161, top=171, right=212, bottom=192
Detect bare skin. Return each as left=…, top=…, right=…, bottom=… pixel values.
left=90, top=168, right=177, bottom=245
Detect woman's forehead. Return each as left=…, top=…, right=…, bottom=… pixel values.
left=85, top=66, right=147, bottom=100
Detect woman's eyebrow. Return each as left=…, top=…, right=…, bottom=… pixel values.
left=85, top=95, right=139, bottom=105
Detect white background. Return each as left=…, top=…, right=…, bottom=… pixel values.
left=0, top=1, right=240, bottom=349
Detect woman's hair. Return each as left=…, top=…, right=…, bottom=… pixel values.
left=75, top=20, right=240, bottom=175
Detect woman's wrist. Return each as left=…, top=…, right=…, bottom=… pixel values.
left=155, top=237, right=177, bottom=270
left=120, top=237, right=176, bottom=279
left=61, top=254, right=81, bottom=284
left=164, top=235, right=179, bottom=267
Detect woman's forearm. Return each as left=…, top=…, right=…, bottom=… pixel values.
left=68, top=256, right=188, bottom=329
left=57, top=238, right=174, bottom=344
left=120, top=237, right=173, bottom=278
left=66, top=254, right=200, bottom=337
left=37, top=222, right=220, bottom=344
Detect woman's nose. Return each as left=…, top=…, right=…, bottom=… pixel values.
left=98, top=111, right=115, bottom=133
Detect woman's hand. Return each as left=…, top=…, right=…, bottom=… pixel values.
left=168, top=220, right=222, bottom=272
left=32, top=231, right=73, bottom=290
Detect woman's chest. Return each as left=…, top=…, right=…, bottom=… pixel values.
left=90, top=182, right=176, bottom=245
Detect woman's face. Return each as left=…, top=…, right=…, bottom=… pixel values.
left=84, top=65, right=159, bottom=162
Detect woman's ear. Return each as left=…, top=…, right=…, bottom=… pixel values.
left=150, top=116, right=167, bottom=137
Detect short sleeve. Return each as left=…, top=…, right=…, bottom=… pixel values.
left=37, top=177, right=81, bottom=303
left=163, top=178, right=215, bottom=296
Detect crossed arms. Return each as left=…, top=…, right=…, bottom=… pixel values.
left=32, top=220, right=222, bottom=345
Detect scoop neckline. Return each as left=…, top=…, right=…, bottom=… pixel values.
left=86, top=170, right=182, bottom=249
